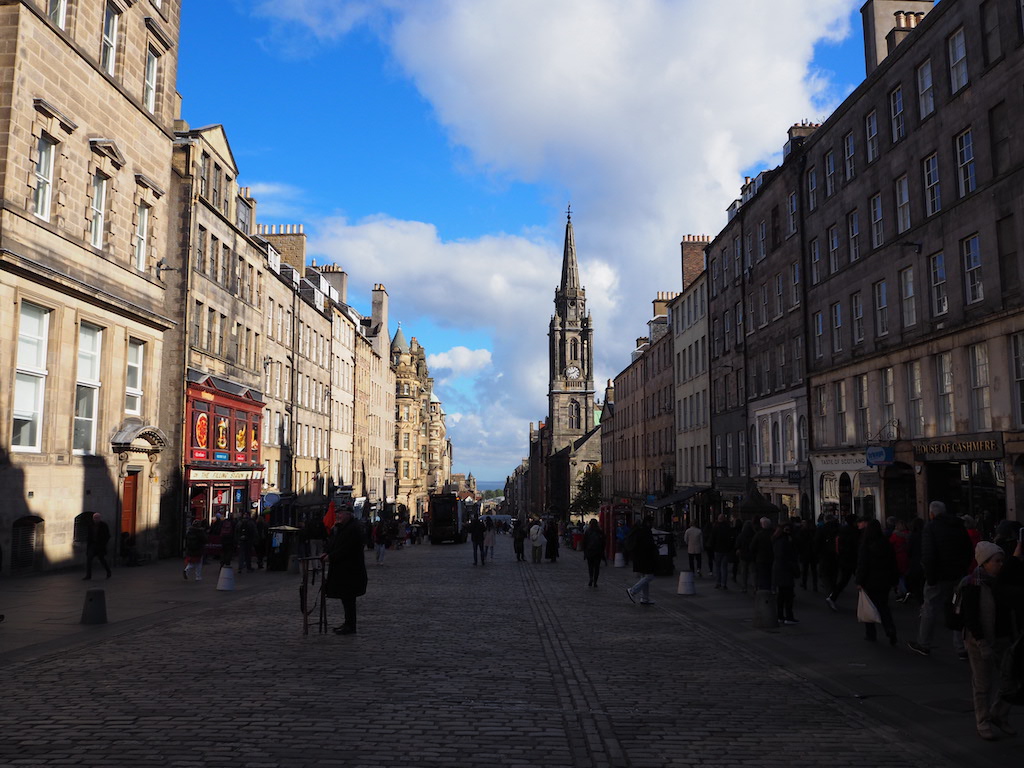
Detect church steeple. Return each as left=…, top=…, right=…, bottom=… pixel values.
left=559, top=206, right=581, bottom=296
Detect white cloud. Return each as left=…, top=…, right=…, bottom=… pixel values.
left=257, top=0, right=859, bottom=479
left=427, top=347, right=493, bottom=382
left=247, top=181, right=309, bottom=220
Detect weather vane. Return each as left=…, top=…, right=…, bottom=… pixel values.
left=566, top=202, right=572, bottom=221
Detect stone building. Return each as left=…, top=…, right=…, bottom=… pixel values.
left=801, top=0, right=1024, bottom=526
left=0, top=0, right=181, bottom=571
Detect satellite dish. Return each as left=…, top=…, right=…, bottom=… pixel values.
left=263, top=493, right=281, bottom=507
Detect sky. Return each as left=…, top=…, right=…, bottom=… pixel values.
left=176, top=0, right=877, bottom=483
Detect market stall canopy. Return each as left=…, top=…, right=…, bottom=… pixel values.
left=739, top=481, right=781, bottom=518
left=645, top=487, right=701, bottom=509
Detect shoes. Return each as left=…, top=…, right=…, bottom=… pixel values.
left=992, top=718, right=1017, bottom=736
left=958, top=651, right=969, bottom=661
left=977, top=723, right=998, bottom=741
left=625, top=587, right=636, bottom=604
left=333, top=625, right=357, bottom=636
left=640, top=600, right=655, bottom=605
left=587, top=581, right=593, bottom=587
left=195, top=577, right=203, bottom=581
left=825, top=597, right=837, bottom=611
left=783, top=618, right=800, bottom=625
left=183, top=569, right=188, bottom=581
left=907, top=641, right=931, bottom=657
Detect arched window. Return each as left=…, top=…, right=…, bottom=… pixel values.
left=784, top=414, right=796, bottom=463
left=569, top=400, right=581, bottom=429
left=570, top=338, right=579, bottom=361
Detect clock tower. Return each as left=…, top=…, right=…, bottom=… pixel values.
left=548, top=208, right=595, bottom=450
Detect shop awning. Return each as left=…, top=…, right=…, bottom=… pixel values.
left=645, top=487, right=701, bottom=509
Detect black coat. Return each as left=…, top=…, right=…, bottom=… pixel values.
left=709, top=522, right=736, bottom=554
left=751, top=529, right=774, bottom=566
left=856, top=535, right=898, bottom=593
left=88, top=520, right=111, bottom=556
left=631, top=525, right=659, bottom=575
left=582, top=526, right=605, bottom=560
left=325, top=519, right=368, bottom=600
left=921, top=513, right=972, bottom=584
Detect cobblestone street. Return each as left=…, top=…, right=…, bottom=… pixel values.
left=0, top=538, right=988, bottom=767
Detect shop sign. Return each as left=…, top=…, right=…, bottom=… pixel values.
left=190, top=469, right=260, bottom=481
left=192, top=450, right=207, bottom=460
left=820, top=472, right=839, bottom=503
left=787, top=470, right=802, bottom=484
left=235, top=453, right=247, bottom=462
left=912, top=437, right=1002, bottom=461
left=866, top=446, right=894, bottom=467
left=214, top=451, right=230, bottom=461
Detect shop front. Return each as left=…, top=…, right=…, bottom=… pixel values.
left=184, top=375, right=264, bottom=529
left=811, top=452, right=880, bottom=520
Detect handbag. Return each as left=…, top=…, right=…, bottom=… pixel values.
left=857, top=590, right=882, bottom=623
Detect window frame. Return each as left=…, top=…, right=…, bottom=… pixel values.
left=929, top=252, right=948, bottom=316
left=143, top=47, right=159, bottom=114
left=843, top=132, right=855, bottom=180
left=73, top=322, right=103, bottom=455
left=134, top=202, right=151, bottom=271
left=956, top=128, right=977, bottom=198
left=870, top=193, right=884, bottom=248
left=100, top=3, right=120, bottom=76
left=917, top=59, right=935, bottom=118
left=13, top=302, right=50, bottom=452
left=900, top=266, right=917, bottom=327
left=923, top=153, right=941, bottom=215
left=874, top=280, right=889, bottom=337
left=890, top=86, right=905, bottom=143
left=948, top=27, right=969, bottom=93
left=895, top=175, right=911, bottom=233
left=33, top=135, right=56, bottom=221
left=865, top=111, right=879, bottom=163
left=962, top=233, right=983, bottom=304
left=89, top=171, right=108, bottom=249
left=125, top=339, right=144, bottom=415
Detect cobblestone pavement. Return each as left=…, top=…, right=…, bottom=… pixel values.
left=1, top=538, right=967, bottom=767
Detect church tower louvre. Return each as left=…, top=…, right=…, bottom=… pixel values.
left=548, top=208, right=596, bottom=451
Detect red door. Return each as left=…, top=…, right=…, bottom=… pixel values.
left=122, top=471, right=139, bottom=538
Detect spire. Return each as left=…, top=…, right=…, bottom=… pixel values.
left=559, top=204, right=580, bottom=294
left=391, top=322, right=409, bottom=353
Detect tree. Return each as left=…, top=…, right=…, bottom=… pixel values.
left=568, top=464, right=602, bottom=521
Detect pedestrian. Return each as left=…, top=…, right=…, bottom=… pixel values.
left=544, top=519, right=559, bottom=563
left=183, top=519, right=207, bottom=581
left=373, top=518, right=389, bottom=566
left=856, top=519, right=899, bottom=645
left=625, top=516, right=658, bottom=605
left=236, top=511, right=257, bottom=573
left=616, top=519, right=631, bottom=566
left=709, top=513, right=736, bottom=590
left=889, top=518, right=911, bottom=599
left=683, top=519, right=704, bottom=575
left=826, top=515, right=863, bottom=610
left=814, top=515, right=840, bottom=597
left=483, top=517, right=496, bottom=560
left=529, top=519, right=545, bottom=563
left=219, top=512, right=236, bottom=568
left=908, top=500, right=973, bottom=658
left=960, top=540, right=1024, bottom=740
left=963, top=516, right=982, bottom=570
left=83, top=512, right=112, bottom=580
left=773, top=522, right=800, bottom=625
left=254, top=512, right=269, bottom=569
left=735, top=520, right=756, bottom=593
left=322, top=510, right=368, bottom=636
left=468, top=516, right=486, bottom=565
left=702, top=519, right=715, bottom=577
left=903, top=516, right=925, bottom=602
left=513, top=522, right=527, bottom=562
left=751, top=517, right=774, bottom=591
left=795, top=518, right=818, bottom=592
left=583, top=518, right=606, bottom=587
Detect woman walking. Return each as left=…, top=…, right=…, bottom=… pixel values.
left=856, top=518, right=899, bottom=645
left=772, top=522, right=800, bottom=625
left=483, top=517, right=496, bottom=561
left=583, top=518, right=606, bottom=587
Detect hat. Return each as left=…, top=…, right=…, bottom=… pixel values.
left=975, top=541, right=1003, bottom=566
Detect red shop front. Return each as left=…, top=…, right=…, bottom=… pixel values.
left=184, top=375, right=264, bottom=525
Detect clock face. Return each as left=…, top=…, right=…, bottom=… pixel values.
left=565, top=365, right=581, bottom=380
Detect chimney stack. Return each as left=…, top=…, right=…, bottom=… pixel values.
left=862, top=1, right=934, bottom=77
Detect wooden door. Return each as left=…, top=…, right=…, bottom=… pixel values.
left=122, top=471, right=139, bottom=538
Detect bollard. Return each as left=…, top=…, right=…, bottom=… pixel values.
left=614, top=552, right=625, bottom=568
left=80, top=588, right=107, bottom=624
left=677, top=570, right=696, bottom=595
left=752, top=589, right=778, bottom=629
left=216, top=565, right=235, bottom=591
left=288, top=554, right=300, bottom=575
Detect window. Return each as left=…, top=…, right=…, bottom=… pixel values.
left=825, top=151, right=836, bottom=197
left=981, top=1, right=1002, bottom=65
left=991, top=102, right=1011, bottom=177
left=792, top=336, right=803, bottom=383
left=1013, top=333, right=1024, bottom=426
left=890, top=86, right=905, bottom=142
left=830, top=302, right=843, bottom=353
left=810, top=238, right=821, bottom=284
left=923, top=154, right=941, bottom=215
left=125, top=340, right=144, bottom=415
left=865, top=111, right=879, bottom=162
left=807, top=168, right=818, bottom=211
left=134, top=203, right=150, bottom=271
left=828, top=225, right=840, bottom=273
left=212, top=163, right=222, bottom=209
left=13, top=303, right=49, bottom=451
left=724, top=310, right=732, bottom=351
left=790, top=262, right=800, bottom=306
left=758, top=220, right=767, bottom=260
left=907, top=360, right=924, bottom=438
left=738, top=430, right=746, bottom=474
left=937, top=352, right=955, bottom=433
left=73, top=323, right=102, bottom=454
left=949, top=27, right=968, bottom=92
left=855, top=374, right=870, bottom=442
left=710, top=258, right=719, bottom=297
left=917, top=59, right=934, bottom=118
left=89, top=172, right=107, bottom=248
left=956, top=129, right=977, bottom=197
left=843, top=132, right=855, bottom=180
left=870, top=194, right=883, bottom=248
left=758, top=283, right=768, bottom=326
left=735, top=301, right=743, bottom=345
left=144, top=48, right=159, bottom=114
left=199, top=152, right=210, bottom=198
left=101, top=3, right=119, bottom=75
left=733, top=235, right=742, bottom=276
left=929, top=252, right=948, bottom=315
left=774, top=273, right=783, bottom=317
left=900, top=267, right=917, bottom=327
left=874, top=280, right=888, bottom=336
left=787, top=192, right=798, bottom=235
left=813, top=312, right=823, bottom=358
left=881, top=367, right=895, bottom=430
left=814, top=385, right=827, bottom=445
left=835, top=381, right=849, bottom=445
left=962, top=234, right=983, bottom=304
left=47, top=0, right=67, bottom=29
left=895, top=175, right=910, bottom=233
left=852, top=291, right=864, bottom=344
left=848, top=210, right=861, bottom=261
left=33, top=135, right=56, bottom=221
left=726, top=433, right=733, bottom=475
left=970, top=343, right=991, bottom=430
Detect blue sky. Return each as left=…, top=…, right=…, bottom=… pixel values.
left=177, top=0, right=875, bottom=482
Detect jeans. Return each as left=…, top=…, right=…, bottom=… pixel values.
left=473, top=541, right=486, bottom=564
left=586, top=556, right=602, bottom=585
left=238, top=541, right=252, bottom=571
left=917, top=580, right=958, bottom=649
left=375, top=543, right=386, bottom=564
left=532, top=545, right=543, bottom=563
left=714, top=552, right=729, bottom=588
left=628, top=574, right=655, bottom=602
left=184, top=558, right=204, bottom=581
left=965, top=632, right=1012, bottom=728
left=688, top=553, right=702, bottom=573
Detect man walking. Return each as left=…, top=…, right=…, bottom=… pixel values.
left=468, top=516, right=486, bottom=565
left=826, top=515, right=862, bottom=610
left=529, top=519, right=545, bottom=563
left=322, top=510, right=368, bottom=636
left=908, top=500, right=973, bottom=657
left=83, top=512, right=112, bottom=580
left=683, top=519, right=704, bottom=575
left=625, top=517, right=659, bottom=605
left=709, top=513, right=736, bottom=590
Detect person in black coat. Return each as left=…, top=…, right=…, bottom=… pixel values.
left=625, top=517, right=659, bottom=605
left=856, top=519, right=899, bottom=644
left=772, top=523, right=800, bottom=624
left=83, top=513, right=112, bottom=580
left=544, top=520, right=560, bottom=563
left=582, top=518, right=606, bottom=587
left=795, top=519, right=818, bottom=592
left=826, top=515, right=862, bottom=609
left=322, top=511, right=368, bottom=636
left=751, top=517, right=775, bottom=591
